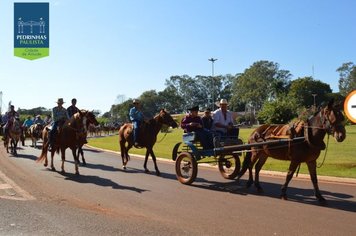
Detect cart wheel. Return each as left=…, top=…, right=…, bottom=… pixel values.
left=172, top=142, right=182, bottom=161
left=218, top=154, right=240, bottom=179
left=175, top=152, right=197, bottom=185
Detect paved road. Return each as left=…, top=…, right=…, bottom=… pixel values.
left=0, top=140, right=355, bottom=235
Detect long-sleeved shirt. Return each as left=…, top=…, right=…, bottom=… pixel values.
left=181, top=115, right=203, bottom=133
left=52, top=106, right=69, bottom=122
left=129, top=107, right=143, bottom=122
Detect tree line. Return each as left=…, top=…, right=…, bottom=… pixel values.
left=106, top=60, right=356, bottom=124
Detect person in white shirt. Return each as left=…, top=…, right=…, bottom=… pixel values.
left=212, top=99, right=239, bottom=139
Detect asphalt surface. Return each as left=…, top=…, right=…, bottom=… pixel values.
left=0, top=140, right=355, bottom=235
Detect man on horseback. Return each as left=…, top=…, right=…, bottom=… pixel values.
left=33, top=115, right=45, bottom=126
left=129, top=99, right=144, bottom=146
left=67, top=98, right=80, bottom=118
left=2, top=105, right=19, bottom=141
left=48, top=98, right=69, bottom=150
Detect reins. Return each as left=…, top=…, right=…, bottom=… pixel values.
left=317, top=134, right=330, bottom=168
left=156, top=131, right=168, bottom=143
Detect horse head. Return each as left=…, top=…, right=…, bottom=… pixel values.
left=156, top=109, right=178, bottom=128
left=321, top=99, right=346, bottom=142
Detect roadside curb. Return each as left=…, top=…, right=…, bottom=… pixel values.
left=85, top=144, right=356, bottom=185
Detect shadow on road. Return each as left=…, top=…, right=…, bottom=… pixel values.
left=60, top=172, right=148, bottom=193
left=191, top=179, right=356, bottom=213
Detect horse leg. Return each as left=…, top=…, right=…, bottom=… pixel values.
left=72, top=148, right=80, bottom=175
left=80, top=148, right=86, bottom=166
left=59, top=147, right=67, bottom=174
left=50, top=150, right=56, bottom=171
left=254, top=156, right=268, bottom=193
left=306, top=160, right=325, bottom=202
left=144, top=149, right=150, bottom=173
left=149, top=149, right=160, bottom=176
left=280, top=161, right=300, bottom=200
left=246, top=153, right=259, bottom=188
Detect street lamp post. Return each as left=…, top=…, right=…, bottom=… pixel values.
left=312, top=93, right=317, bottom=111
left=208, top=58, right=217, bottom=110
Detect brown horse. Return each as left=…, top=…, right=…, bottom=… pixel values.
left=118, top=109, right=178, bottom=175
left=77, top=112, right=99, bottom=165
left=37, top=110, right=98, bottom=175
left=4, top=117, right=22, bottom=155
left=237, top=99, right=346, bottom=202
left=28, top=123, right=44, bottom=148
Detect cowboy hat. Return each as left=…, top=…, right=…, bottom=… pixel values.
left=132, top=99, right=140, bottom=104
left=56, top=98, right=65, bottom=104
left=219, top=99, right=228, bottom=105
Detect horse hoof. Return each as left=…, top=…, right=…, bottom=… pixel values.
left=156, top=171, right=161, bottom=176
left=75, top=172, right=80, bottom=176
left=60, top=170, right=65, bottom=174
left=122, top=165, right=127, bottom=170
left=281, top=195, right=288, bottom=200
left=144, top=169, right=150, bottom=173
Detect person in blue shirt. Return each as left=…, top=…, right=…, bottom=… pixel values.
left=129, top=99, right=144, bottom=146
left=22, top=116, right=34, bottom=129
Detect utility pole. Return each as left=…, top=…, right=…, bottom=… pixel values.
left=312, top=93, right=317, bottom=111
left=208, top=58, right=217, bottom=110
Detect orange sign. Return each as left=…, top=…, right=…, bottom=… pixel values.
left=344, top=90, right=356, bottom=123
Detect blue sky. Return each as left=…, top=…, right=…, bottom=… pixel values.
left=1, top=0, right=355, bottom=114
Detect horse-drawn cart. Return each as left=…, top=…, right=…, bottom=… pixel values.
left=172, top=132, right=305, bottom=185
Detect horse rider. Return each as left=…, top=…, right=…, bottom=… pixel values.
left=67, top=98, right=88, bottom=144
left=129, top=99, right=144, bottom=146
left=181, top=106, right=214, bottom=149
left=67, top=98, right=80, bottom=118
left=22, top=115, right=34, bottom=130
left=212, top=99, right=239, bottom=139
left=33, top=115, right=45, bottom=126
left=44, top=114, right=52, bottom=125
left=2, top=105, right=20, bottom=141
left=48, top=98, right=69, bottom=149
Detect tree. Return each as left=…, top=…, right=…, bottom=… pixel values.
left=337, top=62, right=356, bottom=96
left=288, top=77, right=332, bottom=108
left=231, top=60, right=291, bottom=112
left=257, top=97, right=298, bottom=124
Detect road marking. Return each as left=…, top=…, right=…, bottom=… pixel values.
left=0, top=170, right=36, bottom=201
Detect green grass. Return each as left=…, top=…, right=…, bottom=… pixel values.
left=88, top=125, right=356, bottom=178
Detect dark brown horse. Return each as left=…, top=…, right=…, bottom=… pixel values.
left=237, top=99, right=346, bottom=202
left=4, top=117, right=22, bottom=155
left=118, top=109, right=178, bottom=175
left=37, top=110, right=98, bottom=175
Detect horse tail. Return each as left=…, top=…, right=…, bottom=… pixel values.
left=37, top=140, right=48, bottom=163
left=238, top=149, right=252, bottom=178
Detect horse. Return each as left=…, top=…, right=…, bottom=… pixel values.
left=118, top=109, right=178, bottom=175
left=76, top=112, right=99, bottom=165
left=237, top=99, right=346, bottom=202
left=28, top=123, right=44, bottom=148
left=37, top=110, right=98, bottom=175
left=4, top=117, right=22, bottom=155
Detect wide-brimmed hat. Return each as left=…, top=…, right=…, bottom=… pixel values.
left=56, top=98, right=65, bottom=104
left=188, top=106, right=199, bottom=112
left=219, top=99, right=228, bottom=105
left=36, top=115, right=41, bottom=118
left=132, top=99, right=140, bottom=104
